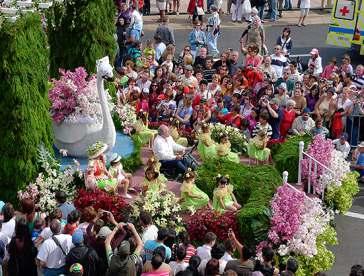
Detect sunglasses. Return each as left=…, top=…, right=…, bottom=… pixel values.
left=185, top=48, right=191, bottom=51
left=274, top=48, right=281, bottom=50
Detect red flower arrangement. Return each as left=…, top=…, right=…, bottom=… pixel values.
left=74, top=189, right=131, bottom=222
left=185, top=208, right=238, bottom=242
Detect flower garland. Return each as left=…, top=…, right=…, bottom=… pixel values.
left=49, top=67, right=102, bottom=124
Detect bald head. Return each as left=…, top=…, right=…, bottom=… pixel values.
left=158, top=124, right=170, bottom=138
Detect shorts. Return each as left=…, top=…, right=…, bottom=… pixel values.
left=300, top=8, right=309, bottom=16
left=156, top=1, right=167, bottom=10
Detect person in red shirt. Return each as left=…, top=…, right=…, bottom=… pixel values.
left=279, top=99, right=296, bottom=137
left=220, top=105, right=243, bottom=128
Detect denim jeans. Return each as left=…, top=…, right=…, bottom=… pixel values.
left=160, top=159, right=188, bottom=175
left=257, top=5, right=264, bottom=19
left=270, top=0, right=278, bottom=20
left=43, top=267, right=66, bottom=276
left=284, top=0, right=292, bottom=9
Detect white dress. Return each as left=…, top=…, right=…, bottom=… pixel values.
left=300, top=0, right=310, bottom=9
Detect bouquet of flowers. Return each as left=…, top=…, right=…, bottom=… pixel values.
left=49, top=67, right=102, bottom=124
left=130, top=190, right=184, bottom=233
left=116, top=103, right=137, bottom=135
left=210, top=123, right=247, bottom=153
left=18, top=145, right=82, bottom=215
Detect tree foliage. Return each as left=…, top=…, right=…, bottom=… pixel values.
left=47, top=0, right=117, bottom=77
left=0, top=14, right=53, bottom=203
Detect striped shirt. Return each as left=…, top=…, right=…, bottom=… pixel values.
left=353, top=75, right=364, bottom=89
left=252, top=122, right=273, bottom=138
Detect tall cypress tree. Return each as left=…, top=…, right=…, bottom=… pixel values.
left=47, top=0, right=117, bottom=77
left=0, top=13, right=53, bottom=203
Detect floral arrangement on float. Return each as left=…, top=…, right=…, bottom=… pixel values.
left=210, top=123, right=248, bottom=153
left=116, top=103, right=137, bottom=135
left=49, top=67, right=111, bottom=124
left=18, top=145, right=82, bottom=215
left=258, top=184, right=338, bottom=275
left=130, top=189, right=185, bottom=233
left=301, top=134, right=359, bottom=213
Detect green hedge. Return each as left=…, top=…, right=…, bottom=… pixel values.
left=196, top=161, right=282, bottom=247
left=0, top=14, right=53, bottom=203
left=272, top=135, right=312, bottom=183
left=47, top=0, right=116, bottom=77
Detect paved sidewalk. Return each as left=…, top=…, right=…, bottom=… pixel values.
left=147, top=0, right=332, bottom=15
left=143, top=9, right=331, bottom=31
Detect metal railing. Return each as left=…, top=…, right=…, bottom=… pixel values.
left=344, top=114, right=364, bottom=148
left=282, top=171, right=314, bottom=202
left=297, top=141, right=337, bottom=200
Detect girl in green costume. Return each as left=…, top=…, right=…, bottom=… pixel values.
left=133, top=111, right=157, bottom=145
left=170, top=119, right=189, bottom=147
left=197, top=123, right=217, bottom=162
left=216, top=134, right=240, bottom=163
left=247, top=129, right=271, bottom=163
left=180, top=168, right=211, bottom=211
left=212, top=175, right=241, bottom=213
left=142, top=166, right=167, bottom=194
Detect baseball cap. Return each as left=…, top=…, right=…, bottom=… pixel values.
left=72, top=229, right=84, bottom=245
left=340, top=133, right=348, bottom=140
left=69, top=263, right=84, bottom=274
left=183, top=86, right=190, bottom=94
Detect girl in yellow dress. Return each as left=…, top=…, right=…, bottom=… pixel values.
left=197, top=123, right=217, bottom=162
left=247, top=129, right=271, bottom=163
left=133, top=111, right=157, bottom=145
left=180, top=169, right=211, bottom=211
left=146, top=156, right=168, bottom=183
left=142, top=166, right=167, bottom=194
left=212, top=175, right=241, bottom=213
left=216, top=134, right=240, bottom=163
left=170, top=119, right=189, bottom=147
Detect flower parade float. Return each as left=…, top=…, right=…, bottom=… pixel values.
left=51, top=57, right=116, bottom=157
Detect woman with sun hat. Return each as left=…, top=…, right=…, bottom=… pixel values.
left=87, top=142, right=117, bottom=193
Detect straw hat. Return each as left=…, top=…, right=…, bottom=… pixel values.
left=87, top=142, right=108, bottom=159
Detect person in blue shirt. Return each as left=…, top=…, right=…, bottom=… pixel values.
left=351, top=142, right=364, bottom=181
left=55, top=191, right=75, bottom=221
left=143, top=228, right=172, bottom=262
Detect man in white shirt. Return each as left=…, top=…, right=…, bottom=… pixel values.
left=198, top=244, right=227, bottom=275
left=333, top=133, right=351, bottom=159
left=139, top=211, right=159, bottom=243
left=37, top=219, right=73, bottom=275
left=153, top=124, right=188, bottom=175
left=270, top=45, right=288, bottom=79
left=196, top=232, right=217, bottom=261
left=291, top=108, right=315, bottom=135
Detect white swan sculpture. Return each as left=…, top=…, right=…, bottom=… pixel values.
left=53, top=56, right=116, bottom=157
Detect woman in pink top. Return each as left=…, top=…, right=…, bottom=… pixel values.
left=321, top=57, right=338, bottom=79
left=244, top=43, right=263, bottom=68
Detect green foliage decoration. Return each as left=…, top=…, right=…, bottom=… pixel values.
left=272, top=135, right=312, bottom=183
left=47, top=0, right=117, bottom=77
left=0, top=13, right=53, bottom=203
left=295, top=226, right=338, bottom=276
left=325, top=171, right=360, bottom=214
left=196, top=161, right=282, bottom=247
left=120, top=135, right=143, bottom=173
